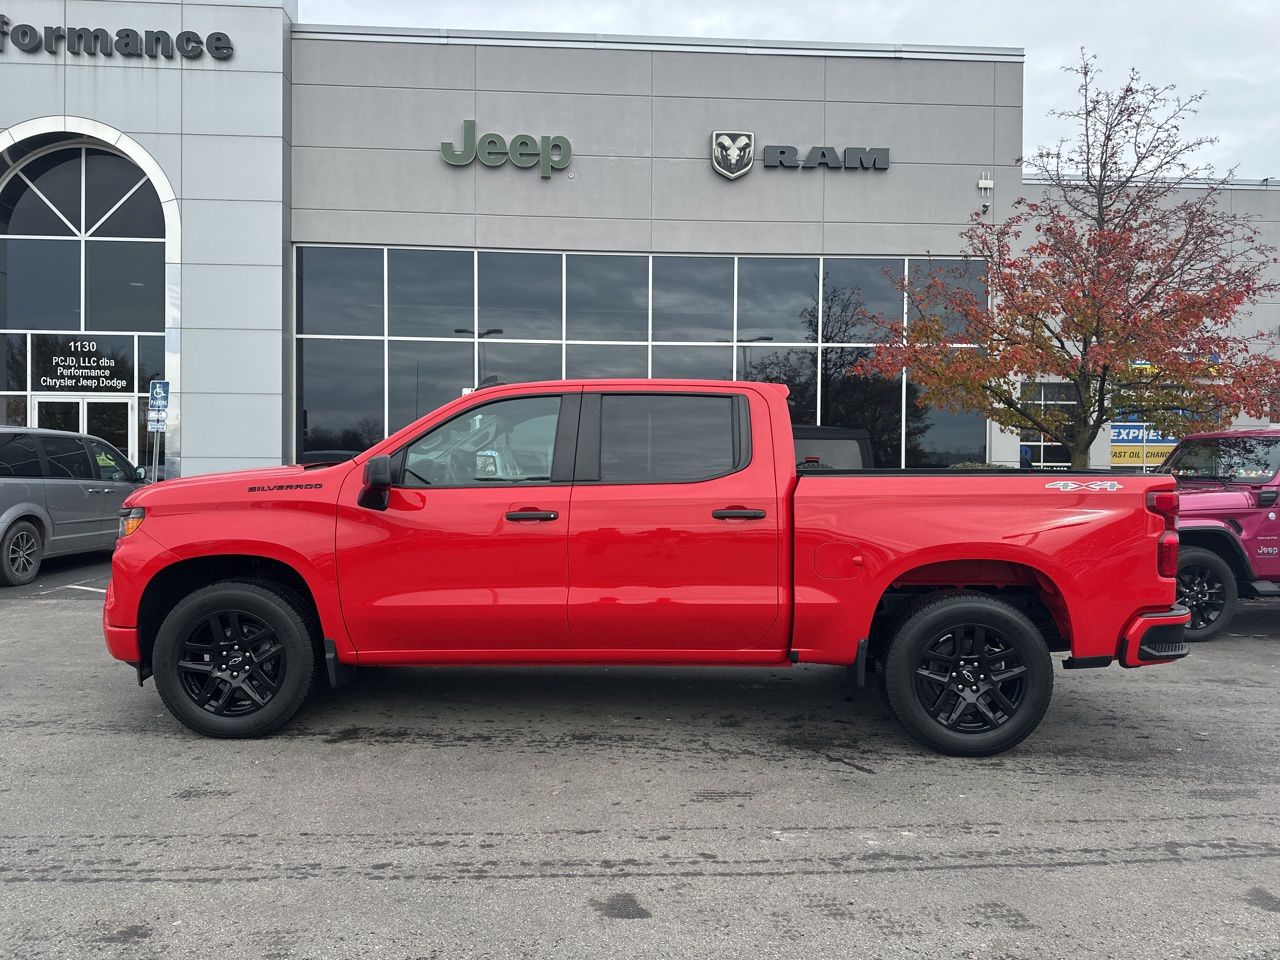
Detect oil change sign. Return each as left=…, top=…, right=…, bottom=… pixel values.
left=1110, top=422, right=1176, bottom=468
left=32, top=334, right=134, bottom=393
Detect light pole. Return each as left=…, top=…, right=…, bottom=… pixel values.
left=455, top=328, right=504, bottom=384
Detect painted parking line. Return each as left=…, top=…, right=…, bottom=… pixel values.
left=63, top=584, right=107, bottom=594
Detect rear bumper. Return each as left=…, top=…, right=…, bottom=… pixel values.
left=1117, top=604, right=1192, bottom=668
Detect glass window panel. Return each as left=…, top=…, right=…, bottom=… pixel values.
left=822, top=348, right=904, bottom=469
left=650, top=345, right=731, bottom=380
left=298, top=338, right=384, bottom=456
left=0, top=431, right=40, bottom=477
left=907, top=389, right=988, bottom=468
left=738, top=345, right=817, bottom=424
left=297, top=246, right=384, bottom=336
left=84, top=149, right=147, bottom=232
left=138, top=336, right=164, bottom=390
left=477, top=252, right=562, bottom=340
left=387, top=249, right=473, bottom=338
left=821, top=258, right=903, bottom=343
left=9, top=148, right=81, bottom=231
left=86, top=241, right=164, bottom=332
left=598, top=394, right=736, bottom=484
left=565, top=344, right=647, bottom=379
left=36, top=399, right=79, bottom=432
left=91, top=182, right=163, bottom=238
left=401, top=395, right=561, bottom=488
left=388, top=339, right=475, bottom=432
left=0, top=239, right=80, bottom=330
left=0, top=174, right=73, bottom=236
left=40, top=434, right=94, bottom=480
left=31, top=334, right=134, bottom=394
left=3, top=333, right=26, bottom=391
left=736, top=257, right=819, bottom=342
left=476, top=341, right=561, bottom=385
left=908, top=258, right=988, bottom=338
left=86, top=402, right=131, bottom=457
left=565, top=254, right=648, bottom=341
left=651, top=256, right=733, bottom=341
left=4, top=396, right=26, bottom=427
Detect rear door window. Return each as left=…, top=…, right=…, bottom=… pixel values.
left=0, top=433, right=42, bottom=478
left=596, top=394, right=741, bottom=483
left=39, top=435, right=94, bottom=480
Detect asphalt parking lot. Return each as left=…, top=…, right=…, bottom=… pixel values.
left=1, top=555, right=1279, bottom=959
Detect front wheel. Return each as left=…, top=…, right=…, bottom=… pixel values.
left=153, top=580, right=315, bottom=738
left=1176, top=546, right=1237, bottom=642
left=883, top=591, right=1054, bottom=757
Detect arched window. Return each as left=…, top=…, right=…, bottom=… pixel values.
left=1, top=143, right=164, bottom=332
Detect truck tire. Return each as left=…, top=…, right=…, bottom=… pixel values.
left=1177, top=546, right=1237, bottom=642
left=1, top=520, right=43, bottom=587
left=152, top=580, right=315, bottom=738
left=882, top=591, right=1053, bottom=757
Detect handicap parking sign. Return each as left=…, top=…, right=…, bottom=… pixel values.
left=148, top=380, right=170, bottom=412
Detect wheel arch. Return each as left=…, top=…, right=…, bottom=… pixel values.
left=1, top=503, right=53, bottom=549
left=1177, top=526, right=1252, bottom=587
left=136, top=555, right=324, bottom=670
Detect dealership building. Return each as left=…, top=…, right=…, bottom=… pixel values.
left=1, top=0, right=1276, bottom=476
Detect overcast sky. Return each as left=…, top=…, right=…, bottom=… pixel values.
left=299, top=0, right=1279, bottom=180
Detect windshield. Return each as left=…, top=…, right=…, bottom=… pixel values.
left=1159, top=436, right=1280, bottom=482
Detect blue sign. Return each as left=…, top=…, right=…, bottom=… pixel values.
left=148, top=380, right=170, bottom=412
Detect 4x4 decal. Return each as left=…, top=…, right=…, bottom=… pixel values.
left=1044, top=480, right=1124, bottom=492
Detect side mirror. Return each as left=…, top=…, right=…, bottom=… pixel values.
left=136, top=466, right=147, bottom=482
left=358, top=455, right=392, bottom=511
left=1259, top=488, right=1278, bottom=507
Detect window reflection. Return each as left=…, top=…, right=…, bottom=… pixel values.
left=566, top=254, right=648, bottom=341
left=821, top=348, right=910, bottom=469
left=651, top=256, right=732, bottom=341
left=477, top=341, right=561, bottom=384
left=650, top=345, right=731, bottom=380
left=738, top=345, right=817, bottom=424
left=86, top=241, right=164, bottom=332
left=297, top=247, right=383, bottom=336
left=821, top=259, right=902, bottom=343
left=388, top=339, right=474, bottom=431
left=298, top=339, right=384, bottom=456
left=736, top=258, right=818, bottom=342
left=0, top=239, right=80, bottom=329
left=565, top=344, right=647, bottom=379
left=478, top=252, right=561, bottom=340
left=388, top=249, right=473, bottom=338
left=907, top=394, right=987, bottom=467
left=2, top=333, right=25, bottom=391
left=908, top=258, right=988, bottom=338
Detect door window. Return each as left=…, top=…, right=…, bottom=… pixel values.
left=400, top=395, right=562, bottom=488
left=87, top=439, right=133, bottom=482
left=596, top=394, right=741, bottom=484
left=40, top=434, right=94, bottom=479
left=0, top=433, right=41, bottom=478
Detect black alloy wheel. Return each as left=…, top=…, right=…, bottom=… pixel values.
left=1176, top=546, right=1237, bottom=642
left=177, top=609, right=286, bottom=717
left=1, top=520, right=43, bottom=587
left=153, top=580, right=315, bottom=738
left=883, top=591, right=1053, bottom=756
left=912, top=624, right=1027, bottom=734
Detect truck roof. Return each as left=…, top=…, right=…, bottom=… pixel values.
left=1178, top=426, right=1280, bottom=441
left=475, top=378, right=790, bottom=397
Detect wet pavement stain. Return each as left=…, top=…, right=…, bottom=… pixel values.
left=589, top=893, right=652, bottom=920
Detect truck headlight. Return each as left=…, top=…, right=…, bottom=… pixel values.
left=118, top=507, right=145, bottom=539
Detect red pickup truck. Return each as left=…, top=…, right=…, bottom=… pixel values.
left=104, top=379, right=1189, bottom=756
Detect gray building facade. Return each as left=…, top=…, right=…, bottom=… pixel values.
left=0, top=0, right=1273, bottom=476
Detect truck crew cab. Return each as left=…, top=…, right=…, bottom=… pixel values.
left=104, top=380, right=1189, bottom=756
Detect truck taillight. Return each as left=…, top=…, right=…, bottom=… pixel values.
left=1158, top=531, right=1179, bottom=578
left=1147, top=490, right=1179, bottom=530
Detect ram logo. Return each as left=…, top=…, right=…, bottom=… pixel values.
left=1044, top=480, right=1125, bottom=492
left=711, top=131, right=754, bottom=180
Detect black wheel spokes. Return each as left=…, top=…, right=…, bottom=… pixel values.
left=914, top=623, right=1026, bottom=735
left=1178, top=566, right=1225, bottom=630
left=177, top=609, right=285, bottom=717
left=8, top=531, right=37, bottom=576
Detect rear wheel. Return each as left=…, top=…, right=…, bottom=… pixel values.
left=153, top=580, right=315, bottom=738
left=1177, top=546, right=1236, bottom=642
left=1, top=520, right=43, bottom=587
left=883, top=591, right=1053, bottom=757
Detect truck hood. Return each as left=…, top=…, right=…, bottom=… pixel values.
left=125, top=463, right=350, bottom=508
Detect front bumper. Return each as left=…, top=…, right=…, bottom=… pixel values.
left=1117, top=604, right=1192, bottom=668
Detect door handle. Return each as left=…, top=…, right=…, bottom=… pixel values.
left=505, top=510, right=559, bottom=522
left=712, top=508, right=767, bottom=520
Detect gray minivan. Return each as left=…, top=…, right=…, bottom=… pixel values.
left=0, top=428, right=147, bottom=586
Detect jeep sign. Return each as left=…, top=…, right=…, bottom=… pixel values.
left=441, top=120, right=572, bottom=179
